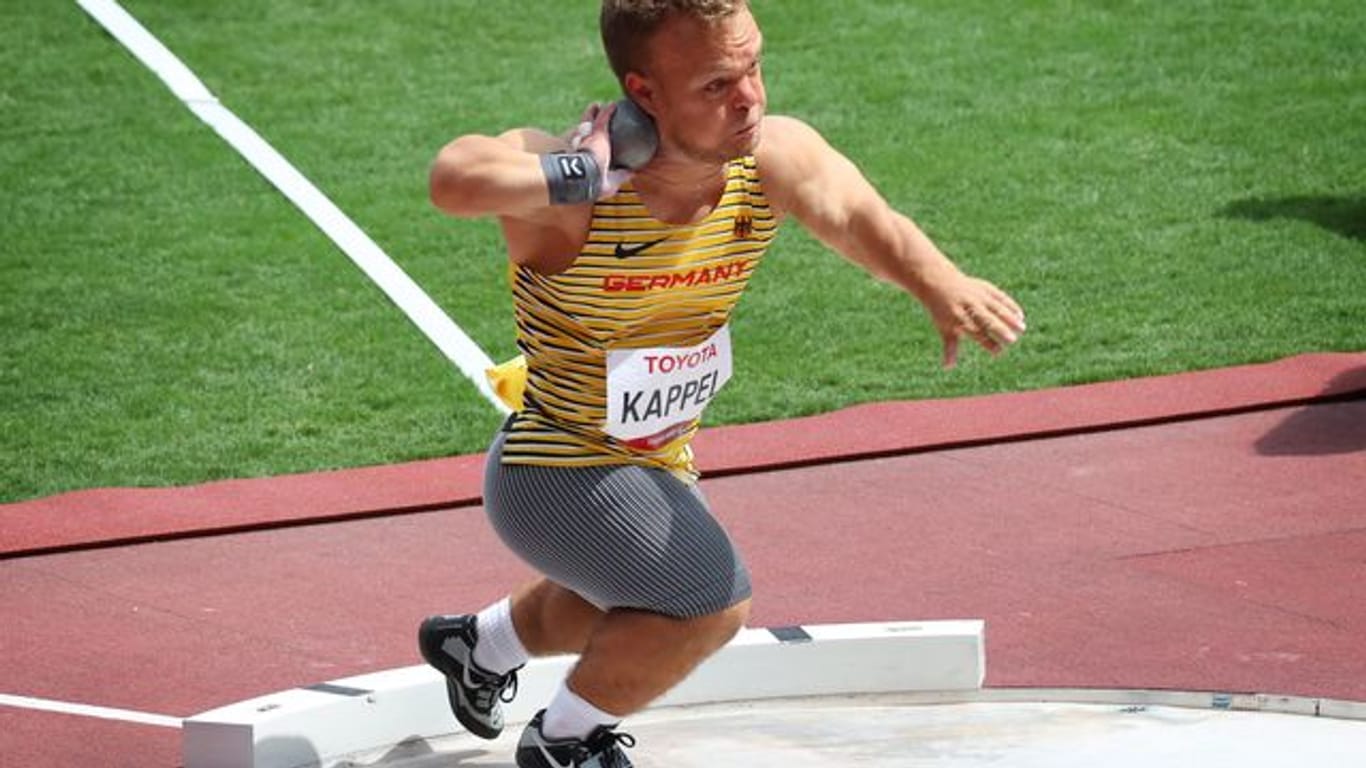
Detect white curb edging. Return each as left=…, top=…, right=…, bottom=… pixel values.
left=183, top=620, right=985, bottom=768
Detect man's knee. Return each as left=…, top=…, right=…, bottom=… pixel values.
left=725, top=598, right=751, bottom=632
left=696, top=598, right=750, bottom=648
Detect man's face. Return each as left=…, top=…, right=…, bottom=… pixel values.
left=630, top=8, right=766, bottom=164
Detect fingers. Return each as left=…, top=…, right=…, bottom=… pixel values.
left=570, top=102, right=618, bottom=171
left=987, top=284, right=1027, bottom=331
left=941, top=311, right=996, bottom=371
left=593, top=101, right=616, bottom=132
left=573, top=102, right=614, bottom=138
left=568, top=121, right=592, bottom=150
left=941, top=333, right=960, bottom=370
left=977, top=306, right=1020, bottom=347
left=568, top=103, right=601, bottom=149
left=941, top=291, right=1026, bottom=369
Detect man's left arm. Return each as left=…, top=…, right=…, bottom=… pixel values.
left=758, top=116, right=1026, bottom=368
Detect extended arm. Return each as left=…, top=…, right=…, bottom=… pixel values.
left=759, top=116, right=1026, bottom=368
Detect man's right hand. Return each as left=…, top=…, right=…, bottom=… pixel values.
left=568, top=102, right=631, bottom=198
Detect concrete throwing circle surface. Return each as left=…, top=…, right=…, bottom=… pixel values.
left=342, top=694, right=1366, bottom=767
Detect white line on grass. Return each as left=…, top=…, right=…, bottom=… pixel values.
left=76, top=0, right=510, bottom=414
left=0, top=692, right=182, bottom=729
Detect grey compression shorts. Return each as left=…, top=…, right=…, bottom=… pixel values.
left=483, top=430, right=752, bottom=618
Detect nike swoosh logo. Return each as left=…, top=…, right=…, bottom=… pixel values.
left=614, top=236, right=669, bottom=259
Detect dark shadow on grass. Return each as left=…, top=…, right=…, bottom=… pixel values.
left=1220, top=195, right=1366, bottom=242
left=1255, top=367, right=1366, bottom=456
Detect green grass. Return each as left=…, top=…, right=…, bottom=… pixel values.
left=3, top=0, right=1363, bottom=502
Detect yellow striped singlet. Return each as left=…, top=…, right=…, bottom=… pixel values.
left=501, top=155, right=778, bottom=481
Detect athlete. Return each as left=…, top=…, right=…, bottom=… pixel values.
left=419, top=2, right=1026, bottom=766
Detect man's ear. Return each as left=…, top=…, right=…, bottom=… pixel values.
left=623, top=72, right=656, bottom=116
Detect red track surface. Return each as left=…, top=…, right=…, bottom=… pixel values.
left=2, top=353, right=1364, bottom=767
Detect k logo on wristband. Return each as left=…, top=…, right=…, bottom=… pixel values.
left=557, top=155, right=588, bottom=179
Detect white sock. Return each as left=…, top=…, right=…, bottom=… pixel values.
left=472, top=597, right=530, bottom=675
left=541, top=681, right=621, bottom=741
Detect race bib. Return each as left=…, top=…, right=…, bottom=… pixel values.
left=605, top=325, right=733, bottom=450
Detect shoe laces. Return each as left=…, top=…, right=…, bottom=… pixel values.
left=581, top=727, right=636, bottom=767
left=469, top=668, right=519, bottom=711
left=498, top=669, right=520, bottom=703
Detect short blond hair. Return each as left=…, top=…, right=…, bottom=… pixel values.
left=600, top=0, right=748, bottom=84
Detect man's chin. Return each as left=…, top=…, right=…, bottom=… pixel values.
left=738, top=126, right=762, bottom=154
left=670, top=130, right=763, bottom=163
left=716, top=127, right=762, bottom=161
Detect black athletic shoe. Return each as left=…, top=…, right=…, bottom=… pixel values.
left=417, top=614, right=521, bottom=739
left=516, top=711, right=636, bottom=768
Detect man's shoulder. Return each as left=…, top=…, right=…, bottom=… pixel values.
left=755, top=115, right=835, bottom=202
left=756, top=115, right=833, bottom=166
left=758, top=114, right=819, bottom=147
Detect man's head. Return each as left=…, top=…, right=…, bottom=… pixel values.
left=600, top=1, right=748, bottom=86
left=600, top=0, right=765, bottom=163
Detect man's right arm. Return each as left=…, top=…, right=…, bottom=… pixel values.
left=428, top=128, right=566, bottom=219
left=430, top=106, right=621, bottom=272
left=430, top=103, right=621, bottom=221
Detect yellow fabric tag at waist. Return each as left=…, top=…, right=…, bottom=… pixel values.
left=486, top=355, right=528, bottom=411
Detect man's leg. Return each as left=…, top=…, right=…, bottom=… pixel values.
left=514, top=596, right=750, bottom=768
left=508, top=578, right=606, bottom=656
left=481, top=454, right=751, bottom=765
left=568, top=598, right=751, bottom=716
left=508, top=578, right=751, bottom=714
left=452, top=578, right=746, bottom=745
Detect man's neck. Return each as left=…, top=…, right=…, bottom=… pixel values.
left=630, top=147, right=732, bottom=225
